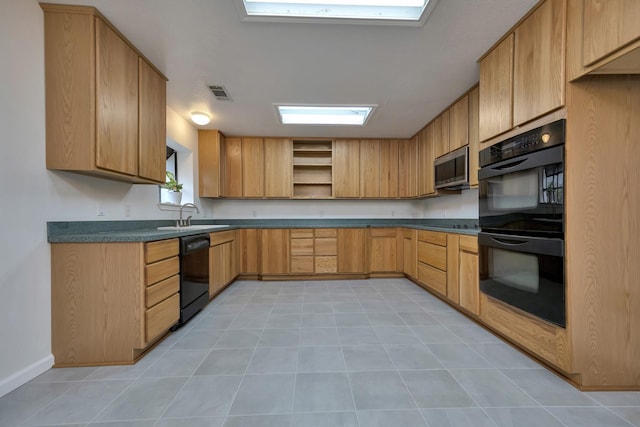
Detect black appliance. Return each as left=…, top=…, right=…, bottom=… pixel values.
left=173, top=233, right=210, bottom=330
left=435, top=145, right=469, bottom=190
left=478, top=119, right=566, bottom=327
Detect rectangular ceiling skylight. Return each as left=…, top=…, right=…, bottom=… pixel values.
left=277, top=105, right=375, bottom=125
left=242, top=0, right=431, bottom=23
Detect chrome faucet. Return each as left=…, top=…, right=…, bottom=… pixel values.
left=177, top=203, right=200, bottom=227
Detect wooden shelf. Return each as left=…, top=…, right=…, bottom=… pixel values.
left=293, top=140, right=334, bottom=199
left=293, top=181, right=332, bottom=185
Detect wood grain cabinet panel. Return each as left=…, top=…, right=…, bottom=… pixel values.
left=468, top=86, right=480, bottom=187
left=446, top=234, right=460, bottom=304
left=242, top=138, right=265, bottom=197
left=370, top=231, right=398, bottom=273
left=223, top=137, right=243, bottom=197
left=260, top=229, right=290, bottom=274
left=479, top=34, right=514, bottom=141
left=198, top=130, right=224, bottom=198
left=513, top=0, right=566, bottom=126
left=333, top=140, right=360, bottom=198
left=582, top=0, right=640, bottom=66
left=145, top=239, right=179, bottom=264
left=145, top=257, right=179, bottom=286
left=433, top=111, right=450, bottom=159
left=240, top=229, right=259, bottom=274
left=398, top=137, right=417, bottom=198
left=291, top=238, right=314, bottom=256
left=379, top=140, right=399, bottom=198
left=418, top=263, right=447, bottom=296
left=360, top=140, right=380, bottom=198
left=337, top=228, right=367, bottom=273
left=417, top=126, right=435, bottom=196
left=138, top=58, right=166, bottom=182
left=264, top=138, right=292, bottom=198
left=459, top=245, right=479, bottom=316
left=315, top=256, right=337, bottom=273
left=145, top=293, right=179, bottom=343
left=402, top=229, right=417, bottom=278
left=449, top=95, right=469, bottom=151
left=145, top=275, right=179, bottom=308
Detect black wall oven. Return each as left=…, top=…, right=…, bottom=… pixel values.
left=478, top=119, right=566, bottom=327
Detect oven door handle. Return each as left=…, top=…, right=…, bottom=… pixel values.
left=478, top=145, right=564, bottom=180
left=479, top=232, right=564, bottom=257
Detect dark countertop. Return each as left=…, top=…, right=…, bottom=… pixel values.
left=48, top=219, right=479, bottom=243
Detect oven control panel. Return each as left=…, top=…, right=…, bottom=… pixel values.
left=480, top=119, right=565, bottom=167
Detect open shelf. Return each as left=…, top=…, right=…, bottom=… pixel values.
left=294, top=184, right=332, bottom=198
left=292, top=141, right=334, bottom=199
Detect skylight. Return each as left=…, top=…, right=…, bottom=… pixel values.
left=277, top=105, right=375, bottom=125
left=241, top=0, right=434, bottom=24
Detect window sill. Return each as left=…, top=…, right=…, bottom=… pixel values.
left=157, top=203, right=197, bottom=212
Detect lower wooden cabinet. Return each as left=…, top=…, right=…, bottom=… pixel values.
left=337, top=228, right=368, bottom=273
left=290, top=229, right=338, bottom=274
left=417, top=230, right=448, bottom=296
left=260, top=229, right=290, bottom=274
left=240, top=228, right=259, bottom=274
left=369, top=228, right=400, bottom=273
left=210, top=230, right=238, bottom=296
left=458, top=235, right=479, bottom=315
left=51, top=239, right=180, bottom=366
left=401, top=228, right=417, bottom=278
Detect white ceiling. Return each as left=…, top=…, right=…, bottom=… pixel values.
left=43, top=0, right=538, bottom=138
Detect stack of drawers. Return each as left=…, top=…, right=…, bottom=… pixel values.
left=290, top=229, right=337, bottom=274
left=417, top=230, right=447, bottom=296
left=144, top=239, right=180, bottom=343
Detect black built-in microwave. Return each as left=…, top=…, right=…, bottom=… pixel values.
left=434, top=145, right=469, bottom=190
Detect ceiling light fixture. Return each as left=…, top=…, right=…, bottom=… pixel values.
left=241, top=0, right=434, bottom=24
left=190, top=112, right=211, bottom=126
left=276, top=105, right=376, bottom=125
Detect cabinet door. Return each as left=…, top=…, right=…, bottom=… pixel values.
left=138, top=59, right=166, bottom=183
left=260, top=229, right=290, bottom=274
left=459, top=250, right=479, bottom=315
left=446, top=234, right=459, bottom=304
left=479, top=34, right=514, bottom=142
left=449, top=95, right=469, bottom=152
left=223, top=137, right=243, bottom=197
left=418, top=125, right=435, bottom=196
left=334, top=140, right=360, bottom=198
left=360, top=140, right=380, bottom=198
left=513, top=0, right=566, bottom=127
left=398, top=137, right=417, bottom=198
left=242, top=138, right=264, bottom=197
left=583, top=0, right=640, bottom=66
left=264, top=138, right=292, bottom=198
left=379, top=140, right=399, bottom=198
left=198, top=130, right=223, bottom=197
left=468, top=87, right=480, bottom=187
left=370, top=230, right=398, bottom=273
left=95, top=18, right=138, bottom=176
left=337, top=229, right=367, bottom=273
left=210, top=243, right=226, bottom=295
left=433, top=111, right=450, bottom=159
left=240, top=229, right=259, bottom=274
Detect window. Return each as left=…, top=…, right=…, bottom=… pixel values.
left=276, top=105, right=376, bottom=125
left=159, top=146, right=179, bottom=204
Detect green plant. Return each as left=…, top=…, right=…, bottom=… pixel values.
left=161, top=171, right=183, bottom=192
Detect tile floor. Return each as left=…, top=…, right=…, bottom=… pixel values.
left=2, top=278, right=640, bottom=427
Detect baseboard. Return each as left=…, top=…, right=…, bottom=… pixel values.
left=0, top=354, right=54, bottom=398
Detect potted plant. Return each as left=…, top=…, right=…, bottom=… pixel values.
left=161, top=171, right=183, bottom=204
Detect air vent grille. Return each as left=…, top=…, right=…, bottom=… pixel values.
left=208, top=85, right=231, bottom=101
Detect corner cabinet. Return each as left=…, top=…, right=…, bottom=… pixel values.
left=210, top=230, right=239, bottom=297
left=51, top=239, right=180, bottom=366
left=42, top=4, right=167, bottom=184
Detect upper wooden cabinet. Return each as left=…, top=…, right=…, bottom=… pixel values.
left=433, top=110, right=450, bottom=159
left=449, top=95, right=469, bottom=152
left=398, top=137, right=418, bottom=198
left=198, top=130, right=224, bottom=198
left=379, top=140, right=399, bottom=198
left=468, top=87, right=480, bottom=188
left=583, top=0, right=640, bottom=66
left=360, top=140, right=381, bottom=198
left=223, top=137, right=243, bottom=197
left=264, top=139, right=293, bottom=198
left=513, top=0, right=566, bottom=127
left=479, top=34, right=514, bottom=142
left=293, top=140, right=333, bottom=198
left=417, top=125, right=435, bottom=196
left=333, top=140, right=360, bottom=198
left=242, top=138, right=265, bottom=198
left=42, top=5, right=167, bottom=184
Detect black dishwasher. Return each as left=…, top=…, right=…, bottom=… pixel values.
left=173, top=234, right=210, bottom=330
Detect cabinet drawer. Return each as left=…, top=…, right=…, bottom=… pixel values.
left=145, top=293, right=179, bottom=342
left=315, top=256, right=337, bottom=273
left=291, top=256, right=314, bottom=273
left=210, top=230, right=235, bottom=246
left=315, top=228, right=337, bottom=238
left=459, top=235, right=478, bottom=253
left=418, top=263, right=447, bottom=296
left=417, top=230, right=447, bottom=246
left=370, top=227, right=397, bottom=237
left=417, top=241, right=447, bottom=271
left=146, top=256, right=179, bottom=286
left=291, top=229, right=314, bottom=238
left=146, top=274, right=179, bottom=308
left=315, top=238, right=337, bottom=256
left=145, top=239, right=179, bottom=263
left=291, top=238, right=314, bottom=256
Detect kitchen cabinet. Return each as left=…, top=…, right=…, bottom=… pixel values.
left=446, top=234, right=460, bottom=304
left=468, top=86, right=480, bottom=188
left=290, top=229, right=338, bottom=274
left=293, top=140, right=333, bottom=199
left=333, top=140, right=360, bottom=198
left=417, top=124, right=435, bottom=196
left=41, top=5, right=167, bottom=184
left=240, top=229, right=259, bottom=275
left=198, top=130, right=224, bottom=198
left=449, top=95, right=469, bottom=152
left=264, top=138, right=292, bottom=198
left=458, top=235, right=479, bottom=315
left=51, top=239, right=179, bottom=366
left=337, top=228, right=368, bottom=273
left=401, top=229, right=417, bottom=278
left=433, top=110, right=450, bottom=159
left=398, top=137, right=417, bottom=198
left=290, top=229, right=314, bottom=273
left=417, top=230, right=447, bottom=296
left=582, top=0, right=640, bottom=66
left=369, top=228, right=399, bottom=273
left=260, top=229, right=290, bottom=275
left=360, top=140, right=380, bottom=198
left=223, top=137, right=243, bottom=197
left=479, top=34, right=514, bottom=142
left=210, top=230, right=238, bottom=297
left=379, top=140, right=399, bottom=198
left=513, top=0, right=566, bottom=127
left=242, top=138, right=265, bottom=197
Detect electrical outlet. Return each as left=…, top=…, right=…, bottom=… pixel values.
left=124, top=204, right=131, bottom=217
left=96, top=203, right=105, bottom=217
left=252, top=210, right=257, bottom=217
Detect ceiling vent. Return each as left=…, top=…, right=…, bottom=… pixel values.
left=208, top=85, right=231, bottom=101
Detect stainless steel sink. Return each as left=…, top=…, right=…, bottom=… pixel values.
left=156, top=225, right=230, bottom=231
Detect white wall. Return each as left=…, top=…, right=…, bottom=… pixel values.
left=0, top=0, right=200, bottom=397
